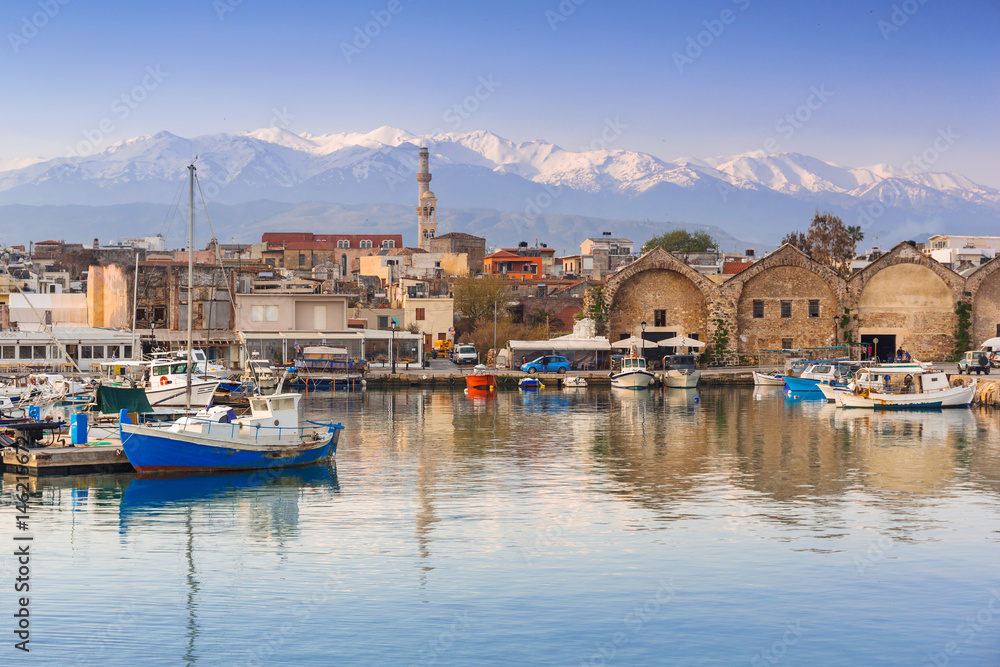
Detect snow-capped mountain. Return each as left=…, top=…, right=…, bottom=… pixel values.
left=0, top=127, right=996, bottom=246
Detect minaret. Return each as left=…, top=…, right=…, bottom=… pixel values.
left=415, top=147, right=437, bottom=250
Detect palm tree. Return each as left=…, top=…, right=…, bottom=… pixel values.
left=846, top=225, right=865, bottom=253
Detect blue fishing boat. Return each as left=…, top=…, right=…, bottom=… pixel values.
left=118, top=392, right=343, bottom=474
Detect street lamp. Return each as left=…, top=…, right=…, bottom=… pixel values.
left=640, top=320, right=647, bottom=360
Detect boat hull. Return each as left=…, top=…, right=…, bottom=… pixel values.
left=145, top=379, right=221, bottom=408
left=834, top=383, right=976, bottom=409
left=752, top=371, right=785, bottom=386
left=120, top=423, right=339, bottom=473
left=466, top=374, right=498, bottom=390
left=611, top=369, right=655, bottom=389
left=664, top=369, right=700, bottom=388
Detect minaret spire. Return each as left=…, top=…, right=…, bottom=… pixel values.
left=416, top=146, right=437, bottom=250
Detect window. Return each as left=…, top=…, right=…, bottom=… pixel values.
left=299, top=253, right=306, bottom=267
left=752, top=300, right=764, bottom=318
left=250, top=305, right=279, bottom=322
left=1, top=346, right=14, bottom=359
left=153, top=306, right=166, bottom=322
left=782, top=338, right=793, bottom=350
left=537, top=286, right=545, bottom=297
left=337, top=239, right=350, bottom=249
left=124, top=345, right=132, bottom=359
left=654, top=310, right=666, bottom=327
left=136, top=307, right=147, bottom=322
left=360, top=239, right=373, bottom=249
left=415, top=308, right=425, bottom=321
left=33, top=346, right=46, bottom=359
left=780, top=301, right=792, bottom=318
left=382, top=240, right=395, bottom=249
left=19, top=346, right=31, bottom=360
left=808, top=300, right=820, bottom=318
left=81, top=346, right=92, bottom=359
left=377, top=316, right=389, bottom=329
left=92, top=346, right=104, bottom=359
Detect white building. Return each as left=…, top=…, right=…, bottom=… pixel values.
left=924, top=235, right=1000, bottom=271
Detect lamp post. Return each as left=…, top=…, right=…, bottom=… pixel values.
left=640, top=320, right=647, bottom=360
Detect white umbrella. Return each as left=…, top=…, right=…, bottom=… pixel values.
left=611, top=336, right=658, bottom=349
left=657, top=335, right=706, bottom=348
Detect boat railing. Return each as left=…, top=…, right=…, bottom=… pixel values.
left=133, top=414, right=343, bottom=442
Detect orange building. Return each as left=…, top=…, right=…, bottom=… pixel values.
left=484, top=247, right=556, bottom=279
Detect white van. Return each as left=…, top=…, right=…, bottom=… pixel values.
left=451, top=344, right=478, bottom=366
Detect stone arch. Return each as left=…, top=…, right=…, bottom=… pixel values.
left=722, top=244, right=846, bottom=356
left=966, top=256, right=1000, bottom=345
left=604, top=248, right=720, bottom=353
left=848, top=243, right=963, bottom=361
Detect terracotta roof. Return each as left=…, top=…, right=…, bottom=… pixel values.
left=434, top=232, right=485, bottom=241
left=36, top=240, right=62, bottom=245
left=487, top=250, right=521, bottom=259
left=722, top=261, right=753, bottom=274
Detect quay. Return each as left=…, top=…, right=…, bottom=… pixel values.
left=2, top=441, right=132, bottom=476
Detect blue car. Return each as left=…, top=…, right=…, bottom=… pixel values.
left=520, top=355, right=570, bottom=374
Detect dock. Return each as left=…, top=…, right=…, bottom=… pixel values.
left=3, top=442, right=133, bottom=476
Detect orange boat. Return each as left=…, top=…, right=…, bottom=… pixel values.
left=465, top=368, right=498, bottom=390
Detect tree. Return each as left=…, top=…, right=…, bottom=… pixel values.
left=783, top=211, right=854, bottom=277
left=846, top=224, right=864, bottom=252
left=641, top=229, right=717, bottom=254
left=453, top=274, right=512, bottom=327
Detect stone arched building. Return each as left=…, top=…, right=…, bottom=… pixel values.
left=603, top=241, right=982, bottom=363
left=602, top=248, right=721, bottom=356
left=966, top=256, right=1000, bottom=345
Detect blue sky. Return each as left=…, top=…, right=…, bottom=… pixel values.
left=1, top=0, right=998, bottom=186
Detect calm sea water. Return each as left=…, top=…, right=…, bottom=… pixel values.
left=3, top=387, right=1000, bottom=666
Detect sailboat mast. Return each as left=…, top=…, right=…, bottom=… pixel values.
left=186, top=163, right=195, bottom=412
left=131, top=251, right=139, bottom=359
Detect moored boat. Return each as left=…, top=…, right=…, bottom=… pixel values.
left=519, top=377, right=543, bottom=390
left=662, top=354, right=701, bottom=388
left=611, top=353, right=654, bottom=389
left=466, top=365, right=498, bottom=390
left=118, top=392, right=343, bottom=473
left=562, top=375, right=587, bottom=388
left=752, top=371, right=786, bottom=386
left=834, top=367, right=976, bottom=409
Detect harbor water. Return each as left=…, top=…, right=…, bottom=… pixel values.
left=3, top=386, right=1000, bottom=665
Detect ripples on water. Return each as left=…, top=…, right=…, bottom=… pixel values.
left=3, top=387, right=999, bottom=665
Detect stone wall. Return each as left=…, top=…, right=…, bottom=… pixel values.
left=733, top=265, right=839, bottom=354
left=848, top=245, right=964, bottom=361
left=967, top=257, right=1000, bottom=345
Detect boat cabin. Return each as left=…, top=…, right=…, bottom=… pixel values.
left=665, top=355, right=697, bottom=370
left=247, top=393, right=301, bottom=427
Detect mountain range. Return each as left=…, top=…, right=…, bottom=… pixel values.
left=0, top=126, right=997, bottom=252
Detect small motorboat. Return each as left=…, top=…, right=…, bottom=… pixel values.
left=519, top=377, right=543, bottom=390
left=562, top=376, right=587, bottom=388
left=610, top=352, right=654, bottom=389
left=466, top=365, right=498, bottom=390
left=752, top=371, right=786, bottom=386
left=662, top=354, right=701, bottom=388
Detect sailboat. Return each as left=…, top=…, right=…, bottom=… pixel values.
left=119, top=164, right=344, bottom=473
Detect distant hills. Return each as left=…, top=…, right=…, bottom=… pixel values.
left=1, top=126, right=997, bottom=251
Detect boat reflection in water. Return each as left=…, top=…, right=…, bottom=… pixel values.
left=118, top=464, right=340, bottom=534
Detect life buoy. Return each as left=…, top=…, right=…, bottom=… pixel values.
left=159, top=376, right=168, bottom=386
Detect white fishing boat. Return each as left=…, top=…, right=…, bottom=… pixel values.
left=119, top=392, right=343, bottom=473
left=662, top=354, right=701, bottom=388
left=562, top=375, right=587, bottom=388
left=834, top=366, right=976, bottom=409
left=752, top=371, right=786, bottom=386
left=145, top=356, right=221, bottom=408
left=611, top=352, right=655, bottom=389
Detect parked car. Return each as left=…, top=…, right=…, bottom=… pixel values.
left=520, top=355, right=570, bottom=374
left=992, top=352, right=1000, bottom=369
left=958, top=350, right=991, bottom=375
left=451, top=344, right=479, bottom=365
